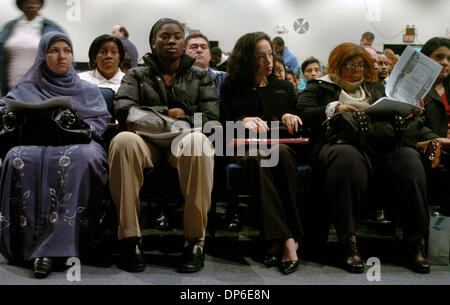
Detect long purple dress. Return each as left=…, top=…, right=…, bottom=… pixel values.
left=0, top=32, right=111, bottom=263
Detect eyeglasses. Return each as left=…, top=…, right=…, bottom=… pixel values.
left=343, top=62, right=366, bottom=70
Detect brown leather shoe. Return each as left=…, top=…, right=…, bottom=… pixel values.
left=342, top=238, right=364, bottom=273
left=408, top=239, right=430, bottom=274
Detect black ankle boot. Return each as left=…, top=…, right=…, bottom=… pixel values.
left=342, top=239, right=364, bottom=274
left=408, top=239, right=430, bottom=274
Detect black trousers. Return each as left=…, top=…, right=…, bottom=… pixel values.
left=317, top=143, right=429, bottom=241
left=233, top=144, right=303, bottom=241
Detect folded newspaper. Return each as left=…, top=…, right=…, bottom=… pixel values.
left=365, top=46, right=443, bottom=116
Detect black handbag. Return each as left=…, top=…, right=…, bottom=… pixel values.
left=0, top=96, right=92, bottom=150
left=326, top=110, right=417, bottom=158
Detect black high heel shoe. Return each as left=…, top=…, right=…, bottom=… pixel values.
left=279, top=260, right=300, bottom=275
left=32, top=257, right=53, bottom=279
left=279, top=240, right=300, bottom=274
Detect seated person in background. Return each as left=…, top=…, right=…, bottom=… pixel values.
left=420, top=37, right=450, bottom=193
left=377, top=52, right=390, bottom=85
left=421, top=37, right=450, bottom=140
left=0, top=31, right=110, bottom=279
left=285, top=68, right=297, bottom=87
left=363, top=46, right=380, bottom=76
left=220, top=31, right=303, bottom=275
left=297, top=42, right=435, bottom=274
left=272, top=36, right=298, bottom=74
left=109, top=18, right=219, bottom=274
left=297, top=56, right=322, bottom=92
left=184, top=33, right=226, bottom=95
left=384, top=48, right=399, bottom=74
left=78, top=34, right=125, bottom=116
left=286, top=68, right=300, bottom=95
left=273, top=55, right=287, bottom=80
left=295, top=68, right=303, bottom=90
left=119, top=53, right=132, bottom=73
left=78, top=34, right=125, bottom=93
left=210, top=46, right=228, bottom=72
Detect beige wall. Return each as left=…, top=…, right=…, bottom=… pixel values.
left=1, top=0, right=449, bottom=65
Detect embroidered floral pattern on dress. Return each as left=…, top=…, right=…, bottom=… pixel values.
left=9, top=146, right=35, bottom=229
left=57, top=156, right=71, bottom=168
left=0, top=212, right=11, bottom=232
left=49, top=145, right=87, bottom=226
left=12, top=158, right=24, bottom=170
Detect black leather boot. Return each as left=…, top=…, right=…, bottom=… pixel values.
left=342, top=238, right=364, bottom=274
left=408, top=239, right=430, bottom=274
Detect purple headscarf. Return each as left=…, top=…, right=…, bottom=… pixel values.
left=1, top=31, right=110, bottom=132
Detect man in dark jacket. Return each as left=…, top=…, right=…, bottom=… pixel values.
left=109, top=18, right=219, bottom=274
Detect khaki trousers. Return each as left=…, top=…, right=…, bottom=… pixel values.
left=108, top=131, right=214, bottom=248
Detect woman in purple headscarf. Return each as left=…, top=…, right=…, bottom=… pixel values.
left=0, top=31, right=111, bottom=279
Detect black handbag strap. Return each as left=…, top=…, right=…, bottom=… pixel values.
left=134, top=105, right=174, bottom=122
left=4, top=96, right=73, bottom=111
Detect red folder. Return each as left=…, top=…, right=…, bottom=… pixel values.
left=230, top=138, right=309, bottom=147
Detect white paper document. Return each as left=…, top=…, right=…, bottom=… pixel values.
left=366, top=46, right=443, bottom=114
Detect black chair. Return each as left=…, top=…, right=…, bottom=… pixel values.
left=139, top=162, right=220, bottom=238
left=427, top=167, right=450, bottom=215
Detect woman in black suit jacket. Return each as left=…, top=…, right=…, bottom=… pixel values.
left=220, top=32, right=303, bottom=275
